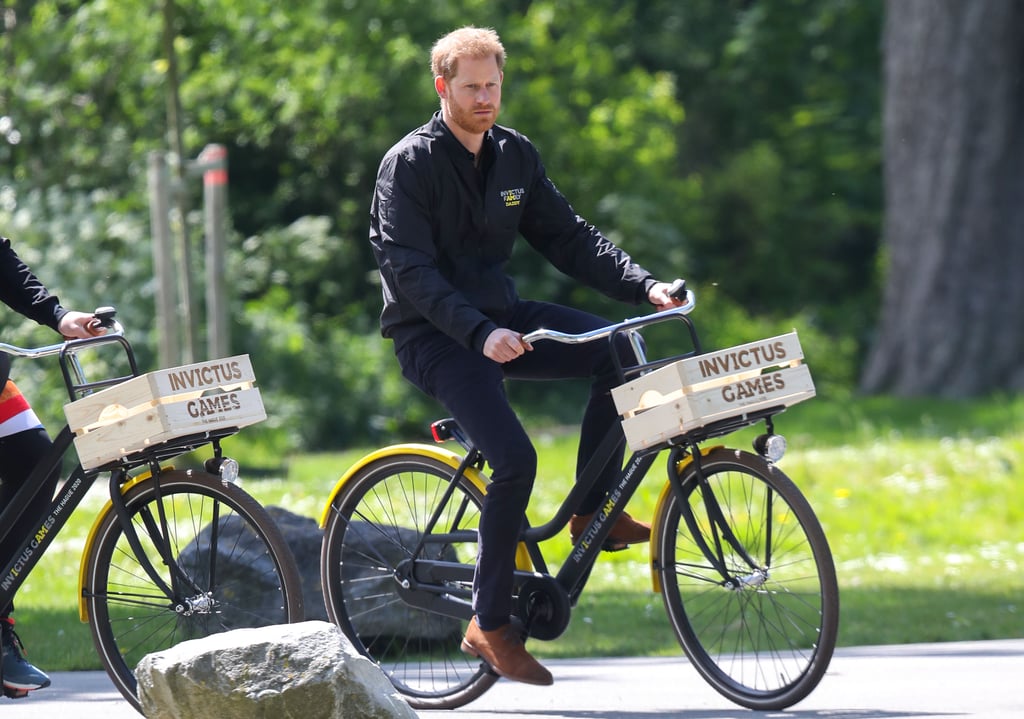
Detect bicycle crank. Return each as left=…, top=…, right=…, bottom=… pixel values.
left=515, top=575, right=571, bottom=641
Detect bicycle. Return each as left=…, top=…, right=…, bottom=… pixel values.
left=318, top=283, right=839, bottom=711
left=0, top=307, right=304, bottom=712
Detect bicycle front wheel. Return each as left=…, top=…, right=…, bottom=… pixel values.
left=655, top=448, right=839, bottom=710
left=82, top=468, right=305, bottom=712
left=321, top=453, right=498, bottom=709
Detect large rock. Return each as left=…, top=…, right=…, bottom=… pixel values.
left=265, top=505, right=329, bottom=620
left=135, top=620, right=417, bottom=719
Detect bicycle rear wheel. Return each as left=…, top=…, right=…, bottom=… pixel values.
left=320, top=453, right=498, bottom=709
left=655, top=448, right=839, bottom=710
left=82, top=468, right=305, bottom=712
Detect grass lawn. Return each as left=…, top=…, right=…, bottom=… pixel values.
left=10, top=394, right=1024, bottom=669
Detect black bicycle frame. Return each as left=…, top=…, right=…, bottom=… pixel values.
left=1, top=327, right=231, bottom=615
left=0, top=426, right=97, bottom=607
left=0, top=425, right=209, bottom=613
left=400, top=306, right=710, bottom=622
left=527, top=426, right=659, bottom=602
left=401, top=420, right=662, bottom=620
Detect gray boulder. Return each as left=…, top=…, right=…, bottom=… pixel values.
left=265, top=505, right=329, bottom=620
left=177, top=504, right=462, bottom=638
left=135, top=620, right=417, bottom=719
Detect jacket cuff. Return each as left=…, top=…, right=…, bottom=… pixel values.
left=470, top=320, right=499, bottom=354
left=52, top=306, right=70, bottom=334
left=638, top=277, right=657, bottom=305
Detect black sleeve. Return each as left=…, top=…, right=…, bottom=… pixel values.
left=0, top=236, right=68, bottom=332
left=372, top=153, right=495, bottom=349
left=516, top=153, right=654, bottom=305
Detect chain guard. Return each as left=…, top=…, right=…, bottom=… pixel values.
left=516, top=575, right=572, bottom=641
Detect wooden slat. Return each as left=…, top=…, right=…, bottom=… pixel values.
left=620, top=365, right=815, bottom=451
left=64, top=355, right=265, bottom=470
left=612, top=333, right=815, bottom=451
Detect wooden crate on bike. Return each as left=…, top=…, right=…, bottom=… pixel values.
left=611, top=332, right=815, bottom=451
left=64, top=354, right=266, bottom=470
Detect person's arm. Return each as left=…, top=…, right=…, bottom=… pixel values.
left=0, top=236, right=101, bottom=339
left=516, top=154, right=655, bottom=305
left=0, top=236, right=68, bottom=331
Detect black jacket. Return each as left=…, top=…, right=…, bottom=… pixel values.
left=1, top=235, right=68, bottom=385
left=0, top=236, right=66, bottom=333
left=369, top=112, right=654, bottom=352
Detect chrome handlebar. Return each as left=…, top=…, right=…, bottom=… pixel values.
left=0, top=307, right=133, bottom=401
left=0, top=321, right=124, bottom=359
left=521, top=289, right=695, bottom=346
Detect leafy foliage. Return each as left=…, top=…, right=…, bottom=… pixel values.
left=1, top=0, right=883, bottom=451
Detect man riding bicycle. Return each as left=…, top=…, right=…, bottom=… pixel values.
left=368, top=26, right=683, bottom=686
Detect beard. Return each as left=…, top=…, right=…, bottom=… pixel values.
left=445, top=97, right=500, bottom=136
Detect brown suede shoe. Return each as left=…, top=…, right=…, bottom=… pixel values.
left=461, top=618, right=553, bottom=686
left=569, top=511, right=651, bottom=551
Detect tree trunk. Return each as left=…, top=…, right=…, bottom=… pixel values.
left=861, top=0, right=1024, bottom=397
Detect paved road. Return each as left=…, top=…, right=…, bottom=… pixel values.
left=1, top=638, right=1020, bottom=718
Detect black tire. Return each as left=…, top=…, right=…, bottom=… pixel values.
left=82, top=469, right=305, bottom=712
left=655, top=448, right=839, bottom=710
left=320, top=453, right=498, bottom=709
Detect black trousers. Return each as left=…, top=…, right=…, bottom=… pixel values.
left=0, top=425, right=58, bottom=618
left=395, top=300, right=631, bottom=629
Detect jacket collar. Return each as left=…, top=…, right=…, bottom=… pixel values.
left=428, top=111, right=496, bottom=163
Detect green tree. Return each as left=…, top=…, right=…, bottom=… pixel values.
left=632, top=0, right=883, bottom=330
left=2, top=0, right=885, bottom=448
left=862, top=0, right=1024, bottom=396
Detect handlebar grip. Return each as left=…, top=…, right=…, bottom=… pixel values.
left=667, top=278, right=687, bottom=300
left=94, top=306, right=117, bottom=329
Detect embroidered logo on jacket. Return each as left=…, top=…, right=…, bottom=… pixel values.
left=500, top=187, right=525, bottom=207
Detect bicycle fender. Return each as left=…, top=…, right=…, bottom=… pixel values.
left=649, top=445, right=722, bottom=593
left=317, top=443, right=491, bottom=529
left=77, top=467, right=163, bottom=623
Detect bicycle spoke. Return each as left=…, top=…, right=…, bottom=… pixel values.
left=658, top=450, right=838, bottom=710
left=84, top=471, right=303, bottom=713
left=321, top=455, right=496, bottom=709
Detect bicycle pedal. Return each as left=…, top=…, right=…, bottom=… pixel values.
left=600, top=541, right=630, bottom=552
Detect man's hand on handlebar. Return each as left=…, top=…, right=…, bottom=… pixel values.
left=483, top=327, right=533, bottom=363
left=647, top=279, right=688, bottom=312
left=58, top=311, right=107, bottom=340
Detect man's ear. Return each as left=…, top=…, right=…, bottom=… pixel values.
left=434, top=75, right=447, bottom=99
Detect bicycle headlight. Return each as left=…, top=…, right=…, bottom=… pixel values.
left=218, top=457, right=240, bottom=483
left=753, top=433, right=787, bottom=462
left=205, top=456, right=240, bottom=483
